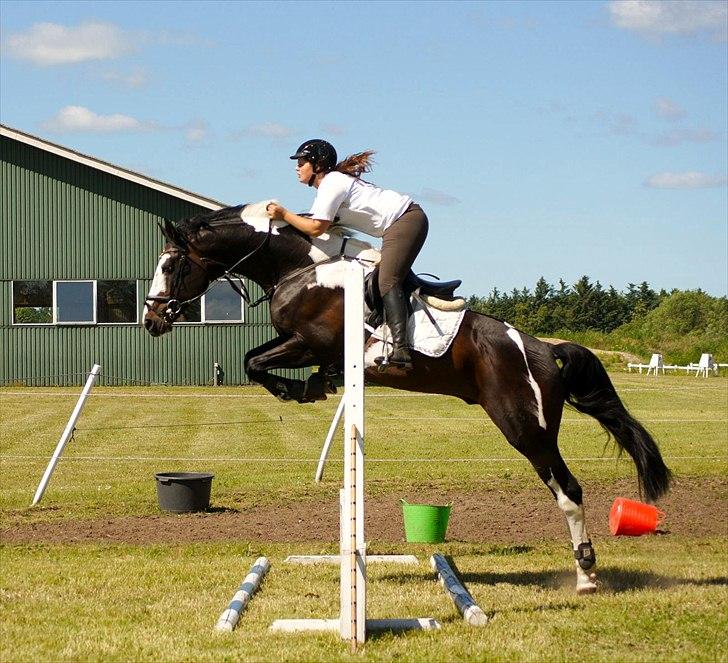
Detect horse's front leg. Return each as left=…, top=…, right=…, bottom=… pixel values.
left=244, top=335, right=329, bottom=403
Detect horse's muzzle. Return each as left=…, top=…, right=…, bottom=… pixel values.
left=143, top=309, right=171, bottom=337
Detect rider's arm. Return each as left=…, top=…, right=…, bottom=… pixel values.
left=269, top=206, right=331, bottom=237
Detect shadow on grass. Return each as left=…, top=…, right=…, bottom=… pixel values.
left=459, top=567, right=728, bottom=592
left=378, top=566, right=727, bottom=593
left=598, top=567, right=728, bottom=591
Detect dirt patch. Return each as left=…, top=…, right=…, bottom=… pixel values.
left=2, top=477, right=725, bottom=545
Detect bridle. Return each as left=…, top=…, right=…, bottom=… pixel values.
left=145, top=221, right=273, bottom=323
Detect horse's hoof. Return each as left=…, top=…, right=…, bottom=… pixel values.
left=576, top=573, right=598, bottom=594
left=299, top=394, right=325, bottom=404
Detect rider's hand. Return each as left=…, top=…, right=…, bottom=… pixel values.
left=266, top=203, right=286, bottom=221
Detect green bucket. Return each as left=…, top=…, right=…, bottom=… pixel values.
left=401, top=500, right=452, bottom=543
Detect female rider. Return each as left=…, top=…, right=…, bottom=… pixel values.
left=266, top=139, right=429, bottom=370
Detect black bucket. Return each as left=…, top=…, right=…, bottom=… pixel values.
left=154, top=472, right=214, bottom=513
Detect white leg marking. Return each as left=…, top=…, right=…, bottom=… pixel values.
left=547, top=475, right=598, bottom=594
left=504, top=324, right=547, bottom=429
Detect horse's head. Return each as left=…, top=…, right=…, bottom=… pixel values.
left=143, top=220, right=212, bottom=336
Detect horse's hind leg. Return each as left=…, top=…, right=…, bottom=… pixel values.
left=481, top=400, right=598, bottom=594
left=528, top=449, right=598, bottom=594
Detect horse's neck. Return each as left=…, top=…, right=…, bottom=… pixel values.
left=229, top=226, right=314, bottom=291
left=199, top=219, right=381, bottom=293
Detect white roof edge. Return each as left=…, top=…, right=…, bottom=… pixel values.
left=1, top=124, right=226, bottom=211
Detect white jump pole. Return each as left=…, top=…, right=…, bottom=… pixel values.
left=430, top=553, right=488, bottom=626
left=31, top=363, right=101, bottom=506
left=215, top=557, right=270, bottom=632
left=314, top=395, right=346, bottom=482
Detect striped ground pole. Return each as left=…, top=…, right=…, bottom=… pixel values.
left=430, top=553, right=488, bottom=626
left=215, top=557, right=270, bottom=632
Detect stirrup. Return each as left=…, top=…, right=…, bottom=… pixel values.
left=374, top=348, right=413, bottom=371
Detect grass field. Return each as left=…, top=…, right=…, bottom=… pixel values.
left=1, top=372, right=727, bottom=661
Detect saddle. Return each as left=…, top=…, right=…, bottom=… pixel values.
left=364, top=266, right=464, bottom=329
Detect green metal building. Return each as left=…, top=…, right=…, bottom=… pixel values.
left=1, top=124, right=296, bottom=386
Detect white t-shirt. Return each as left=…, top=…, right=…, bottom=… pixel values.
left=309, top=171, right=412, bottom=238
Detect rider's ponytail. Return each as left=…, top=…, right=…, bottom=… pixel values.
left=335, top=151, right=375, bottom=178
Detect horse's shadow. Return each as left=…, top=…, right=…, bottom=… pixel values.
left=459, top=567, right=727, bottom=592
left=377, top=564, right=727, bottom=595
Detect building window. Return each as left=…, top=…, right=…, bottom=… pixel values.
left=205, top=280, right=245, bottom=322
left=179, top=279, right=245, bottom=324
left=98, top=280, right=138, bottom=323
left=55, top=281, right=95, bottom=324
left=12, top=280, right=138, bottom=325
left=13, top=280, right=53, bottom=324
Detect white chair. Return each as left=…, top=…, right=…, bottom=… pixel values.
left=694, top=353, right=715, bottom=378
left=646, top=353, right=664, bottom=376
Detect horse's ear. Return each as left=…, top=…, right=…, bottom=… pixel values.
left=158, top=219, right=187, bottom=248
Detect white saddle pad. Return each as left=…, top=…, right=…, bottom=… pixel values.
left=366, top=296, right=467, bottom=360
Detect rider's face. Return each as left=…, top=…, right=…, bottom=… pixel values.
left=296, top=159, right=314, bottom=184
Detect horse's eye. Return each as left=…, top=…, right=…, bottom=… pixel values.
left=162, top=264, right=173, bottom=274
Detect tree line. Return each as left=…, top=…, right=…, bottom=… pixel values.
left=466, top=276, right=666, bottom=335
left=466, top=277, right=727, bottom=365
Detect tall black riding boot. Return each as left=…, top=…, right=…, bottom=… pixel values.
left=375, top=288, right=413, bottom=370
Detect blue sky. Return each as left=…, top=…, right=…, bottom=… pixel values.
left=1, top=0, right=726, bottom=297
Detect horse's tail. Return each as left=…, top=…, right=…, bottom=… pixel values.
left=552, top=342, right=672, bottom=502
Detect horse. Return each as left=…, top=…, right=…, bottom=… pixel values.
left=143, top=202, right=672, bottom=594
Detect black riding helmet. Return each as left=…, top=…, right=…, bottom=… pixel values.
left=290, top=139, right=338, bottom=174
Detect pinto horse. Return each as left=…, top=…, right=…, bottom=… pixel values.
left=143, top=202, right=671, bottom=594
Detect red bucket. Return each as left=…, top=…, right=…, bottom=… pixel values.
left=609, top=497, right=665, bottom=536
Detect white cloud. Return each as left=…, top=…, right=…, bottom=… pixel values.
left=42, top=106, right=153, bottom=133
left=247, top=122, right=293, bottom=139
left=184, top=119, right=209, bottom=143
left=101, top=68, right=148, bottom=89
left=644, top=171, right=728, bottom=189
left=650, top=127, right=720, bottom=146
left=320, top=123, right=346, bottom=136
left=655, top=96, right=687, bottom=120
left=3, top=21, right=136, bottom=65
left=608, top=1, right=727, bottom=41
left=415, top=187, right=461, bottom=206
left=594, top=111, right=638, bottom=136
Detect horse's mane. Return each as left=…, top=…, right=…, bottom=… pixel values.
left=172, top=201, right=380, bottom=264
left=176, top=205, right=245, bottom=238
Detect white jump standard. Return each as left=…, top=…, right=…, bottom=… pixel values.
left=270, top=261, right=439, bottom=647
left=215, top=557, right=270, bottom=632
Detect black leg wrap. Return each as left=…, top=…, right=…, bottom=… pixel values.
left=574, top=540, right=596, bottom=570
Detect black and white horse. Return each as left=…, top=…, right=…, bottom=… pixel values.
left=144, top=202, right=671, bottom=593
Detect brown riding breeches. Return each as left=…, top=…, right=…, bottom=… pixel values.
left=378, top=203, right=429, bottom=296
